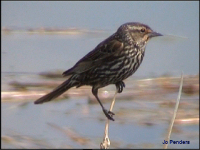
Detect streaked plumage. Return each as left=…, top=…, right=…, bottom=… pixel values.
left=34, top=22, right=162, bottom=121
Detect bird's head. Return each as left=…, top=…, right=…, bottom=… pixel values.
left=118, top=22, right=162, bottom=46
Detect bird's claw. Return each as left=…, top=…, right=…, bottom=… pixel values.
left=103, top=109, right=115, bottom=121
left=116, top=81, right=125, bottom=93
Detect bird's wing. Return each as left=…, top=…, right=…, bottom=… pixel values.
left=63, top=34, right=124, bottom=76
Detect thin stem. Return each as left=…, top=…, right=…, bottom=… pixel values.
left=100, top=90, right=118, bottom=149
left=163, top=72, right=184, bottom=149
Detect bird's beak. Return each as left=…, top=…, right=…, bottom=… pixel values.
left=148, top=31, right=163, bottom=38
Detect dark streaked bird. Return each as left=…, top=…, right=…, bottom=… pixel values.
left=34, top=22, right=162, bottom=121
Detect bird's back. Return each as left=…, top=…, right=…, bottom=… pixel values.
left=70, top=37, right=145, bottom=88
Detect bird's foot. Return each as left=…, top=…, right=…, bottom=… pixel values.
left=103, top=109, right=115, bottom=121
left=115, top=81, right=125, bottom=93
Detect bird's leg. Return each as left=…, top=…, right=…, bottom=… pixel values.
left=100, top=90, right=118, bottom=149
left=92, top=87, right=115, bottom=121
left=115, top=81, right=125, bottom=93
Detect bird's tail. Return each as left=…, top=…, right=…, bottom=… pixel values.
left=34, top=77, right=78, bottom=104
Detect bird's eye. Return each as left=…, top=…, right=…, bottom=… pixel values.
left=141, top=28, right=146, bottom=32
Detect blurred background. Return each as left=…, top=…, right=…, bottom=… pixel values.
left=1, top=1, right=199, bottom=148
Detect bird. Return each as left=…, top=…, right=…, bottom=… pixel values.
left=34, top=22, right=162, bottom=121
